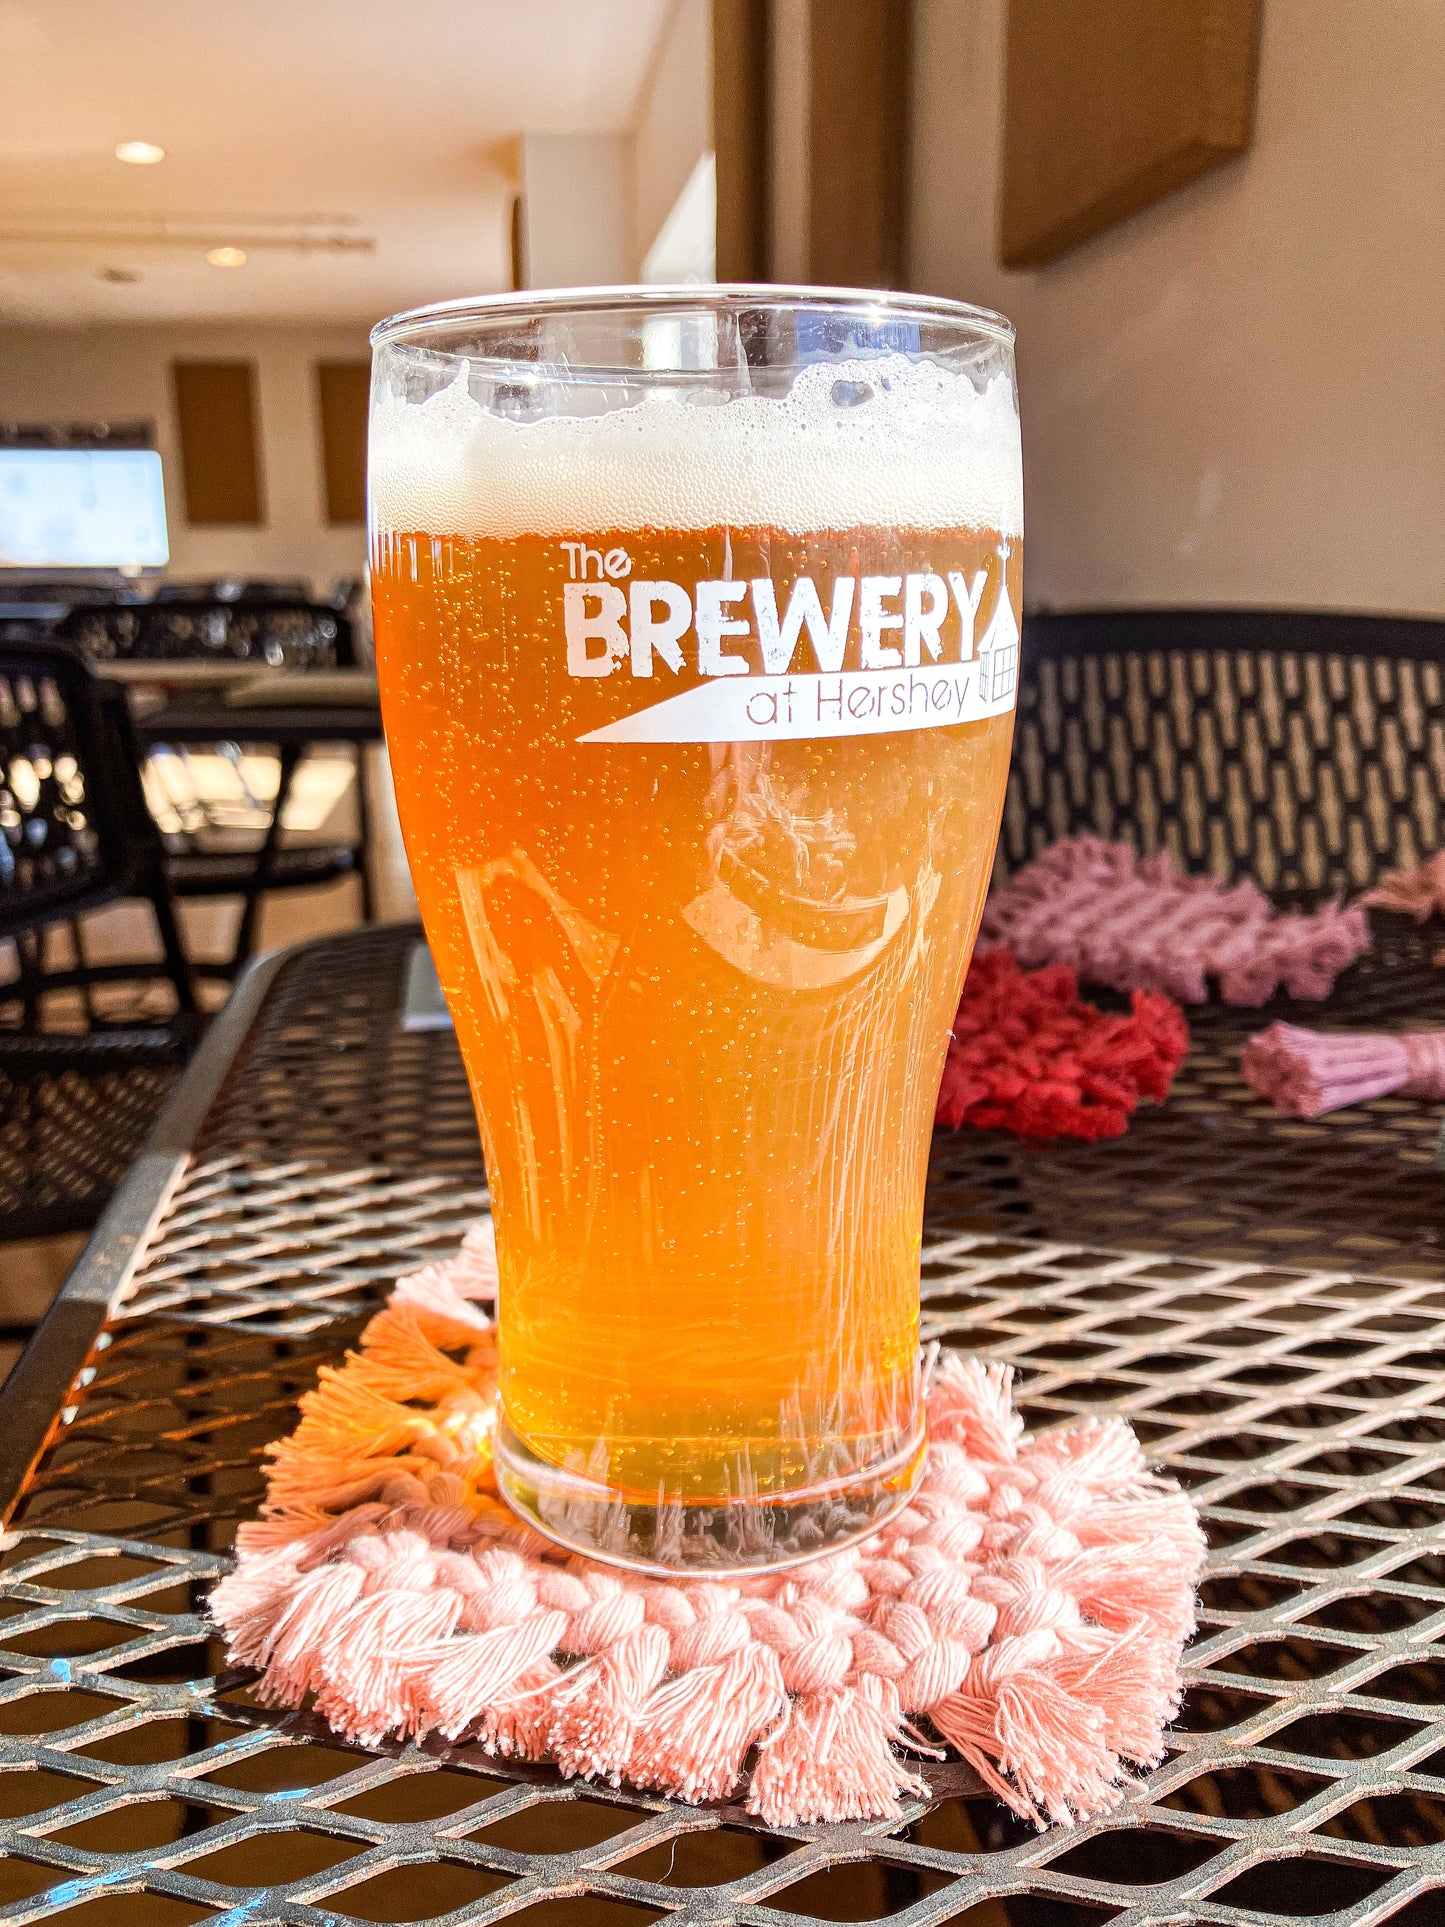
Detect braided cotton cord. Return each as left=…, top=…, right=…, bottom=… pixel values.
left=1402, top=1031, right=1445, bottom=1097
left=211, top=1224, right=1205, bottom=1828
left=1243, top=1022, right=1445, bottom=1118
left=982, top=837, right=1369, bottom=1006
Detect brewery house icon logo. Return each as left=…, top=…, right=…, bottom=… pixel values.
left=558, top=542, right=1020, bottom=745
left=982, top=614, right=1018, bottom=704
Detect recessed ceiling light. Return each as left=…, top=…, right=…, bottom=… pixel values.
left=115, top=140, right=165, bottom=165
left=207, top=246, right=247, bottom=268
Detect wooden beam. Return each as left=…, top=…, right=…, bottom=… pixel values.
left=713, top=0, right=770, bottom=281
left=807, top=0, right=912, bottom=288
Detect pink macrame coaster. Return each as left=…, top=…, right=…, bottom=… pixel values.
left=211, top=1225, right=1206, bottom=1829
left=982, top=836, right=1369, bottom=1006
left=1242, top=1021, right=1445, bottom=1118
left=1360, top=854, right=1445, bottom=964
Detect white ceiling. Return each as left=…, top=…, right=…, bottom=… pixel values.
left=0, top=0, right=674, bottom=326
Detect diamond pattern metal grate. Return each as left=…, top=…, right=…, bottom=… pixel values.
left=0, top=1058, right=181, bottom=1246
left=929, top=910, right=1445, bottom=1284
left=0, top=924, right=1442, bottom=1924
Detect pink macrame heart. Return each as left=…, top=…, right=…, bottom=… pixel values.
left=210, top=1224, right=1205, bottom=1827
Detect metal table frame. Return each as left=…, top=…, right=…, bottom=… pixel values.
left=0, top=924, right=1442, bottom=1926
left=133, top=699, right=385, bottom=975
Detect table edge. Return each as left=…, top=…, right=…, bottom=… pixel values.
left=131, top=707, right=383, bottom=745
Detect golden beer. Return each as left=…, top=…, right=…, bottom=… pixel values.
left=369, top=292, right=1022, bottom=1570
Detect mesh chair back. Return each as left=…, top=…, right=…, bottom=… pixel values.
left=1002, top=611, right=1445, bottom=900
left=0, top=642, right=194, bottom=1236
left=56, top=598, right=354, bottom=670
left=0, top=640, right=175, bottom=939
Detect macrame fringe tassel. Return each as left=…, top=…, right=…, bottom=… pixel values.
left=1360, top=851, right=1445, bottom=928
left=937, top=948, right=1189, bottom=1141
left=1242, top=1021, right=1445, bottom=1118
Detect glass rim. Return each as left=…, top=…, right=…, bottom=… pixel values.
left=370, top=282, right=1015, bottom=355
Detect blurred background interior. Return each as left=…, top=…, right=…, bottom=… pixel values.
left=0, top=0, right=1436, bottom=1350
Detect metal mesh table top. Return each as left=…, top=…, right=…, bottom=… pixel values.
left=928, top=911, right=1445, bottom=1285
left=1, top=921, right=1444, bottom=1926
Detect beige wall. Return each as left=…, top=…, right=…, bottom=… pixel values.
left=521, top=133, right=636, bottom=289
left=520, top=2, right=712, bottom=288
left=0, top=322, right=369, bottom=590
left=633, top=0, right=712, bottom=269
left=910, top=0, right=1445, bottom=616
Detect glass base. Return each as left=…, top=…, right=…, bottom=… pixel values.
left=492, top=1416, right=928, bottom=1576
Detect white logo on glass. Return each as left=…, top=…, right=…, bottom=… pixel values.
left=574, top=570, right=1019, bottom=745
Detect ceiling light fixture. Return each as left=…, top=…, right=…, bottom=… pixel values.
left=207, top=246, right=247, bottom=268
left=115, top=140, right=165, bottom=165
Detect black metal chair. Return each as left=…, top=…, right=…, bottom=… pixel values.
left=0, top=639, right=197, bottom=1247
left=57, top=596, right=350, bottom=670
left=918, top=609, right=1445, bottom=1278
left=1003, top=609, right=1445, bottom=900
left=56, top=598, right=368, bottom=973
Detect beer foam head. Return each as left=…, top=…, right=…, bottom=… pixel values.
left=369, top=354, right=1022, bottom=539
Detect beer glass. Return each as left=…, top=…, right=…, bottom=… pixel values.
left=369, top=288, right=1021, bottom=1573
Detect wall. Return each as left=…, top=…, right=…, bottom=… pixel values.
left=521, top=134, right=635, bottom=289
left=633, top=0, right=712, bottom=270
left=0, top=322, right=369, bottom=590
left=519, top=2, right=712, bottom=288
left=910, top=0, right=1445, bottom=616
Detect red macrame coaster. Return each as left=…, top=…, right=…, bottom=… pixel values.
left=937, top=948, right=1189, bottom=1141
left=982, top=836, right=1369, bottom=1005
left=211, top=1226, right=1205, bottom=1829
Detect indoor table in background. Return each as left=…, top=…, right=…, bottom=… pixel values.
left=127, top=669, right=385, bottom=957
left=125, top=666, right=384, bottom=754
left=0, top=923, right=1441, bottom=1925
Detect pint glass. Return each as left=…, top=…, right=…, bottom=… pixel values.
left=369, top=288, right=1022, bottom=1573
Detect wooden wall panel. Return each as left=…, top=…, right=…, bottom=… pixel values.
left=171, top=359, right=264, bottom=526
left=1000, top=0, right=1261, bottom=268
left=315, top=360, right=369, bottom=526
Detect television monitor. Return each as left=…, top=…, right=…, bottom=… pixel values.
left=0, top=447, right=169, bottom=571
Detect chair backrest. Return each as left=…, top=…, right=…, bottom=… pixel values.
left=56, top=597, right=355, bottom=670
left=1002, top=610, right=1445, bottom=900
left=151, top=576, right=313, bottom=603
left=0, top=638, right=169, bottom=939
left=0, top=609, right=62, bottom=644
